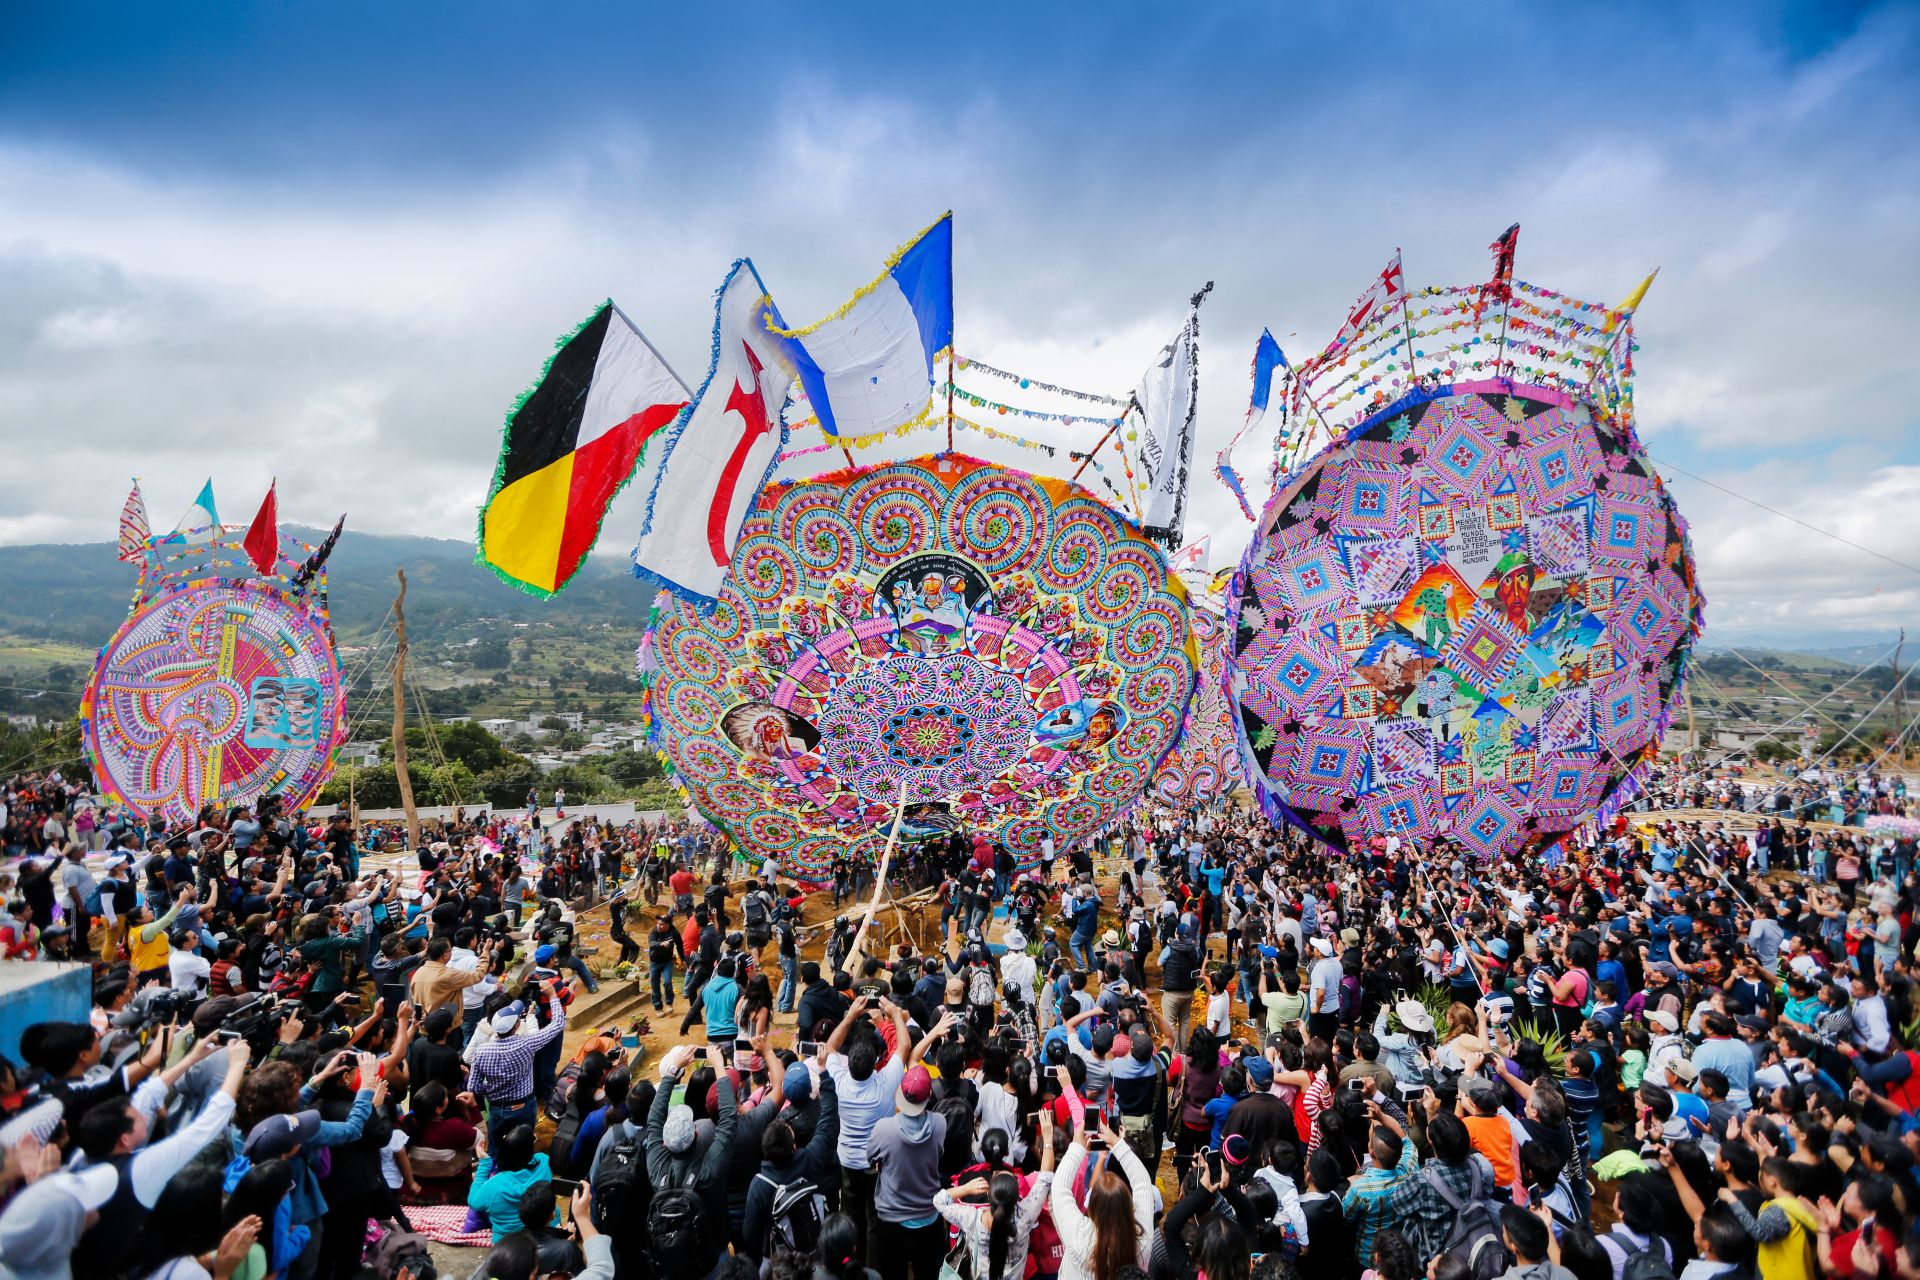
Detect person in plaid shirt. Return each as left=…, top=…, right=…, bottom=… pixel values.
left=1386, top=1108, right=1498, bottom=1258
left=1341, top=1102, right=1417, bottom=1263
left=467, top=978, right=568, bottom=1141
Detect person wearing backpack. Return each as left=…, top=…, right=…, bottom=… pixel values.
left=740, top=1054, right=841, bottom=1264
left=1593, top=1178, right=1678, bottom=1280
left=743, top=878, right=775, bottom=955
left=1385, top=1109, right=1501, bottom=1262
left=645, top=1044, right=739, bottom=1280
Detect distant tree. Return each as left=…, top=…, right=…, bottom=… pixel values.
left=475, top=759, right=542, bottom=809
left=537, top=715, right=567, bottom=732
left=555, top=730, right=587, bottom=751
left=603, top=748, right=662, bottom=787
left=468, top=637, right=511, bottom=669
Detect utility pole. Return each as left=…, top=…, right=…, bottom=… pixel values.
left=391, top=569, right=420, bottom=850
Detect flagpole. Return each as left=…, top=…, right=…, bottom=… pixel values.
left=946, top=349, right=956, bottom=454
left=1396, top=249, right=1418, bottom=384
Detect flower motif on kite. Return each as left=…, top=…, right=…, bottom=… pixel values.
left=1226, top=383, right=1703, bottom=861
left=647, top=455, right=1198, bottom=883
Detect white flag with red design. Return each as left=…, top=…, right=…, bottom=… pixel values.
left=1321, top=250, right=1405, bottom=360
left=630, top=259, right=797, bottom=605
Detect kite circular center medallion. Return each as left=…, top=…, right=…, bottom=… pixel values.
left=820, top=653, right=1036, bottom=802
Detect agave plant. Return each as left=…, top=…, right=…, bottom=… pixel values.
left=1386, top=981, right=1458, bottom=1032
left=1509, top=1016, right=1571, bottom=1074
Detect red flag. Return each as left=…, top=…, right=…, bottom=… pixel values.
left=243, top=482, right=278, bottom=574
left=1474, top=223, right=1520, bottom=321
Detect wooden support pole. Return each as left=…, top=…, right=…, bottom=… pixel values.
left=391, top=569, right=420, bottom=851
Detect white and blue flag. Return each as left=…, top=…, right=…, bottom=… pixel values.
left=769, top=213, right=954, bottom=442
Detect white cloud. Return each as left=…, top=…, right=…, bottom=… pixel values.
left=0, top=34, right=1916, bottom=650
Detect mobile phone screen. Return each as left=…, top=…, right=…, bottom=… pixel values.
left=1205, top=1148, right=1224, bottom=1180
left=796, top=1041, right=820, bottom=1056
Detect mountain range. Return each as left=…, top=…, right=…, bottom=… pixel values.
left=0, top=527, right=650, bottom=646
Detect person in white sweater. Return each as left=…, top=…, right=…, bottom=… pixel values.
left=1049, top=1119, right=1157, bottom=1280
left=935, top=1112, right=1056, bottom=1280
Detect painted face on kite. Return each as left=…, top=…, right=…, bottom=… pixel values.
left=646, top=453, right=1198, bottom=882
left=1226, top=381, right=1702, bottom=861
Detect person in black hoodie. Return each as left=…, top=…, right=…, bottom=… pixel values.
left=1160, top=918, right=1204, bottom=1055
left=797, top=963, right=850, bottom=1039
left=313, top=1048, right=395, bottom=1280
left=741, top=1055, right=842, bottom=1263
left=647, top=1045, right=739, bottom=1280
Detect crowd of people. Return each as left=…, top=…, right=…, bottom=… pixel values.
left=3, top=759, right=1920, bottom=1280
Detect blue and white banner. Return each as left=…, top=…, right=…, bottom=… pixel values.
left=1217, top=329, right=1288, bottom=522
left=769, top=214, right=954, bottom=442
left=164, top=479, right=220, bottom=543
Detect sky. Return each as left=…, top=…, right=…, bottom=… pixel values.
left=1, top=0, right=1917, bottom=650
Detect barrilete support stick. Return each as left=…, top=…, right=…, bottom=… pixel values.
left=847, top=777, right=911, bottom=970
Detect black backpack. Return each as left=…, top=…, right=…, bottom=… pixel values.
left=591, top=1135, right=644, bottom=1231
left=756, top=1173, right=827, bottom=1257
left=744, top=893, right=768, bottom=927
left=1614, top=1231, right=1677, bottom=1280
left=1423, top=1163, right=1510, bottom=1280
left=647, top=1182, right=707, bottom=1271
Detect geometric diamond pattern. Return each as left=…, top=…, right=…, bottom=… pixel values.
left=1228, top=380, right=1702, bottom=861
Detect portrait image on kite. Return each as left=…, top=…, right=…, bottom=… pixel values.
left=644, top=454, right=1198, bottom=882
left=1223, top=242, right=1703, bottom=861
left=82, top=482, right=348, bottom=826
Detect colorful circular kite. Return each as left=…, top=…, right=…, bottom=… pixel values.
left=647, top=454, right=1198, bottom=882
left=1152, top=600, right=1243, bottom=806
left=1226, top=380, right=1703, bottom=860
left=82, top=577, right=346, bottom=825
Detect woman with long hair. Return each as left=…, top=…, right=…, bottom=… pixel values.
left=1271, top=1038, right=1338, bottom=1151
left=935, top=1111, right=1057, bottom=1280
left=222, top=1158, right=308, bottom=1280
left=737, top=972, right=776, bottom=1040
left=1050, top=1117, right=1157, bottom=1280
left=132, top=1166, right=262, bottom=1280
left=812, top=1212, right=882, bottom=1280
left=549, top=1050, right=610, bottom=1178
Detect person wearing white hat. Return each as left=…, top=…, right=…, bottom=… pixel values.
left=0, top=1165, right=119, bottom=1280
left=1306, top=935, right=1342, bottom=1043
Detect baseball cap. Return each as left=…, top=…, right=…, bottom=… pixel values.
left=1245, top=1057, right=1275, bottom=1088
left=534, top=944, right=557, bottom=964
left=897, top=1065, right=933, bottom=1116
left=1667, top=1058, right=1700, bottom=1085
left=662, top=1104, right=696, bottom=1154
left=1645, top=1009, right=1679, bottom=1032
left=783, top=1061, right=814, bottom=1104
left=244, top=1110, right=322, bottom=1160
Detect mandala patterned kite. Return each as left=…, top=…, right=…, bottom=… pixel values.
left=83, top=575, right=346, bottom=825
left=1152, top=599, right=1242, bottom=806
left=647, top=454, right=1197, bottom=882
left=1227, top=380, right=1703, bottom=860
